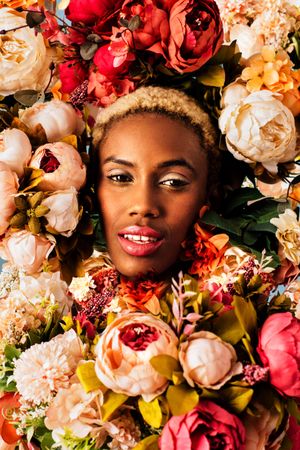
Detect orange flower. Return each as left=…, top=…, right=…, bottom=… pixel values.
left=0, top=0, right=37, bottom=7
left=241, top=46, right=300, bottom=115
left=184, top=223, right=229, bottom=279
left=51, top=80, right=70, bottom=102
left=119, top=275, right=168, bottom=314
left=0, top=393, right=21, bottom=446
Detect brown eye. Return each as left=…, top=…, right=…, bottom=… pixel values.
left=108, top=174, right=133, bottom=183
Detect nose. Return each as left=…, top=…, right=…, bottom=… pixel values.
left=128, top=183, right=161, bottom=219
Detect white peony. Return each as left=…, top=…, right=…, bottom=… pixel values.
left=0, top=162, right=18, bottom=235
left=270, top=208, right=300, bottom=265
left=219, top=90, right=298, bottom=174
left=0, top=8, right=51, bottom=96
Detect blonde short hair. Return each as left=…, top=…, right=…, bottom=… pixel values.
left=92, top=86, right=221, bottom=202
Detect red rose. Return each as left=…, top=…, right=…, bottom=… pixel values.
left=66, top=0, right=122, bottom=25
left=88, top=71, right=135, bottom=106
left=59, top=60, right=88, bottom=94
left=162, top=0, right=223, bottom=73
left=257, top=312, right=300, bottom=398
left=159, top=400, right=245, bottom=449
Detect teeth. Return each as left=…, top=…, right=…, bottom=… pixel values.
left=123, top=234, right=158, bottom=243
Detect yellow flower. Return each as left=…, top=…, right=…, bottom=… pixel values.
left=241, top=46, right=300, bottom=110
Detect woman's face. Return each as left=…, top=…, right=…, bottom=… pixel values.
left=97, top=113, right=208, bottom=277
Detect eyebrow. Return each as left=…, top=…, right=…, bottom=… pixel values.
left=103, top=157, right=196, bottom=174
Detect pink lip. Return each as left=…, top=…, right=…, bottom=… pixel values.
left=118, top=226, right=164, bottom=257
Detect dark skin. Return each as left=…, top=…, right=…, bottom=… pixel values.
left=97, top=113, right=208, bottom=278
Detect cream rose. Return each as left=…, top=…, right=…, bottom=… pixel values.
left=270, top=208, right=300, bottom=265
left=0, top=230, right=55, bottom=274
left=0, top=162, right=18, bottom=235
left=42, top=187, right=80, bottom=237
left=219, top=90, right=297, bottom=174
left=20, top=100, right=85, bottom=142
left=0, top=128, right=32, bottom=177
left=95, top=313, right=178, bottom=402
left=29, top=142, right=86, bottom=191
left=179, top=331, right=242, bottom=389
left=0, top=8, right=51, bottom=96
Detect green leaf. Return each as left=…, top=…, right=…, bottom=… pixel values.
left=80, top=42, right=98, bottom=61
left=150, top=355, right=181, bottom=381
left=201, top=210, right=244, bottom=236
left=138, top=397, right=163, bottom=428
left=4, top=345, right=21, bottom=361
left=210, top=41, right=238, bottom=64
left=232, top=296, right=257, bottom=340
left=222, top=386, right=254, bottom=413
left=14, top=89, right=40, bottom=107
left=197, top=65, right=225, bottom=87
left=286, top=398, right=300, bottom=423
left=166, top=385, right=199, bottom=416
left=133, top=435, right=159, bottom=450
left=213, top=309, right=244, bottom=345
left=101, top=391, right=128, bottom=422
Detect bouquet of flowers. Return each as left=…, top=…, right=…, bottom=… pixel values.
left=0, top=0, right=299, bottom=449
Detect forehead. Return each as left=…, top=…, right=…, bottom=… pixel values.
left=99, top=112, right=206, bottom=167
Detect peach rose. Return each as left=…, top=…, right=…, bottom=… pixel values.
left=0, top=129, right=32, bottom=177
left=164, top=0, right=223, bottom=73
left=179, top=331, right=242, bottom=389
left=19, top=100, right=85, bottom=142
left=29, top=142, right=86, bottom=191
left=0, top=230, right=55, bottom=274
left=95, top=313, right=178, bottom=401
left=42, top=187, right=80, bottom=237
left=0, top=162, right=18, bottom=235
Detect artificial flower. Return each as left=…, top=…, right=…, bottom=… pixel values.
left=13, top=330, right=83, bottom=404
left=287, top=416, right=300, bottom=450
left=119, top=275, right=168, bottom=313
left=103, top=412, right=141, bottom=450
left=29, top=142, right=86, bottom=191
left=243, top=403, right=285, bottom=450
left=221, top=81, right=250, bottom=108
left=0, top=129, right=32, bottom=177
left=19, top=100, right=85, bottom=142
left=270, top=209, right=300, bottom=265
left=94, top=313, right=178, bottom=401
left=285, top=280, right=300, bottom=319
left=0, top=162, right=18, bottom=235
left=45, top=383, right=103, bottom=439
left=42, top=187, right=80, bottom=237
left=0, top=8, right=51, bottom=96
left=229, top=24, right=264, bottom=59
left=219, top=90, right=297, bottom=174
left=66, top=0, right=123, bottom=25
left=179, top=331, right=242, bottom=389
left=257, top=312, right=300, bottom=397
left=163, top=0, right=223, bottom=73
left=0, top=230, right=55, bottom=274
left=159, top=400, right=246, bottom=449
left=58, top=59, right=88, bottom=95
left=0, top=393, right=21, bottom=448
left=68, top=273, right=96, bottom=303
left=88, top=71, right=135, bottom=106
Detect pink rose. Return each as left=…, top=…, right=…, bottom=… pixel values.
left=159, top=400, right=245, bottom=449
left=0, top=162, right=18, bottom=235
left=163, top=0, right=223, bottom=73
left=88, top=71, right=135, bottom=106
left=66, top=0, right=122, bottom=25
left=59, top=60, right=88, bottom=94
left=95, top=313, right=178, bottom=401
left=29, top=142, right=86, bottom=191
left=257, top=312, right=300, bottom=397
left=0, top=230, right=55, bottom=274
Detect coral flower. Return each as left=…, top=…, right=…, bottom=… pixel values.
left=184, top=223, right=229, bottom=279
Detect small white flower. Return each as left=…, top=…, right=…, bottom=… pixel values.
left=69, top=273, right=96, bottom=302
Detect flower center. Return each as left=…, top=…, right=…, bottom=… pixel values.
left=40, top=149, right=60, bottom=173
left=119, top=322, right=159, bottom=351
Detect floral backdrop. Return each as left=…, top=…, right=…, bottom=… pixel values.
left=0, top=0, right=299, bottom=449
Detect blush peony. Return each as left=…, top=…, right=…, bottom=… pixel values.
left=0, top=162, right=18, bottom=235
left=219, top=90, right=297, bottom=174
left=19, top=100, right=84, bottom=142
left=94, top=313, right=178, bottom=401
left=29, top=142, right=86, bottom=191
left=0, top=129, right=32, bottom=177
left=179, top=331, right=242, bottom=389
left=257, top=312, right=300, bottom=397
left=0, top=230, right=55, bottom=274
left=159, top=400, right=246, bottom=449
